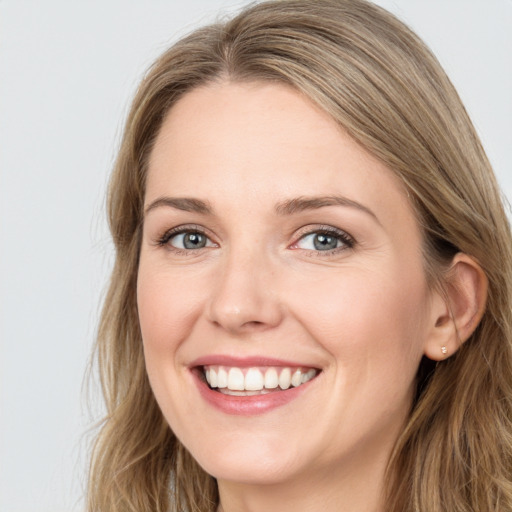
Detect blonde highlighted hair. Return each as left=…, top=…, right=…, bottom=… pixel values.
left=87, top=1, right=512, bottom=510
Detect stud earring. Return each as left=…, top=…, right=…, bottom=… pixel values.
left=441, top=346, right=448, bottom=355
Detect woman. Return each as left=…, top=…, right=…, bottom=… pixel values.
left=87, top=1, right=512, bottom=511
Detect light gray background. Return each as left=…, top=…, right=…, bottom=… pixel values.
left=1, top=1, right=510, bottom=511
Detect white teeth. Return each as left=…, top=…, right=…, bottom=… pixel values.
left=203, top=365, right=318, bottom=392
left=264, top=368, right=279, bottom=389
left=279, top=368, right=291, bottom=389
left=245, top=368, right=264, bottom=391
left=228, top=368, right=245, bottom=391
left=221, top=389, right=271, bottom=396
left=217, top=367, right=228, bottom=388
left=209, top=368, right=218, bottom=388
left=303, top=369, right=316, bottom=383
left=291, top=369, right=302, bottom=387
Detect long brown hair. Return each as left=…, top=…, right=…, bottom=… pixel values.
left=87, top=1, right=512, bottom=510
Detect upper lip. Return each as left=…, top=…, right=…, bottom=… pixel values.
left=189, top=354, right=320, bottom=369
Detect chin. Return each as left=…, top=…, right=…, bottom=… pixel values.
left=186, top=434, right=308, bottom=485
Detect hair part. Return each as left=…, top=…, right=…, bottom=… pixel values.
left=88, top=1, right=512, bottom=511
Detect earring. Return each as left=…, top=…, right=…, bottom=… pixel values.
left=441, top=346, right=448, bottom=355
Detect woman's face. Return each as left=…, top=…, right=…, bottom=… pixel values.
left=138, top=81, right=437, bottom=487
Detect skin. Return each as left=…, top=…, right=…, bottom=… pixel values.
left=137, top=81, right=451, bottom=512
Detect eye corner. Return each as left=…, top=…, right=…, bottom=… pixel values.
left=154, top=224, right=218, bottom=253
left=289, top=225, right=355, bottom=255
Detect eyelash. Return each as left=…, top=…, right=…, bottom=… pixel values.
left=291, top=225, right=355, bottom=255
left=155, top=225, right=355, bottom=255
left=156, top=225, right=214, bottom=255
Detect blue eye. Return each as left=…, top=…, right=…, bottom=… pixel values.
left=158, top=228, right=215, bottom=250
left=295, top=230, right=353, bottom=252
left=171, top=232, right=209, bottom=249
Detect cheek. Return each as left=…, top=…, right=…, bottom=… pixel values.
left=136, top=262, right=208, bottom=421
left=137, top=262, right=205, bottom=356
left=286, top=263, right=430, bottom=367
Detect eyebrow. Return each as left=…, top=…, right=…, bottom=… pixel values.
left=275, top=195, right=381, bottom=224
left=144, top=197, right=213, bottom=216
left=144, top=194, right=380, bottom=225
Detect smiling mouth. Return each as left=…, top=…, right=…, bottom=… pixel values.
left=201, top=365, right=319, bottom=396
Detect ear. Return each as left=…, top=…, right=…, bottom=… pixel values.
left=424, top=253, right=488, bottom=361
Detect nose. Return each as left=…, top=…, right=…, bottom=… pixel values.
left=206, top=247, right=284, bottom=334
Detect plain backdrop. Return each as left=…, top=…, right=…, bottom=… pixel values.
left=0, top=1, right=510, bottom=511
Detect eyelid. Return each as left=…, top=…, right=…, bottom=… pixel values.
left=153, top=223, right=354, bottom=255
left=289, top=225, right=355, bottom=253
left=155, top=224, right=217, bottom=249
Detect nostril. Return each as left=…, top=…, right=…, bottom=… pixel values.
left=241, top=320, right=267, bottom=330
left=212, top=319, right=267, bottom=332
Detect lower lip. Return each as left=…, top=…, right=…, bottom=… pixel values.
left=192, top=370, right=316, bottom=416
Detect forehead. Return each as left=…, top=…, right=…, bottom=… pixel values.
left=146, top=81, right=415, bottom=233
